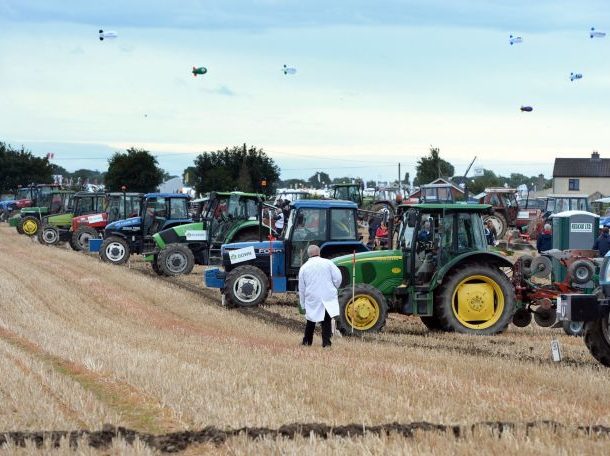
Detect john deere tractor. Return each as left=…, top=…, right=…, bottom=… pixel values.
left=147, top=191, right=273, bottom=276
left=37, top=192, right=107, bottom=247
left=11, top=189, right=74, bottom=236
left=333, top=203, right=515, bottom=335
left=99, top=193, right=192, bottom=265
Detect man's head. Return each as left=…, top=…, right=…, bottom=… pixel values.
left=544, top=223, right=552, bottom=232
left=395, top=194, right=403, bottom=204
left=423, top=221, right=431, bottom=231
left=604, top=226, right=609, bottom=234
left=307, top=244, right=321, bottom=258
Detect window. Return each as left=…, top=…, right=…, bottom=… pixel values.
left=170, top=198, right=188, bottom=219
left=330, top=208, right=356, bottom=240
left=569, top=179, right=580, bottom=191
left=290, top=208, right=328, bottom=267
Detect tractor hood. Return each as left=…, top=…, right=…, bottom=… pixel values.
left=334, top=249, right=403, bottom=267
left=0, top=199, right=15, bottom=209
left=73, top=212, right=107, bottom=226
left=221, top=240, right=284, bottom=256
left=106, top=216, right=141, bottom=231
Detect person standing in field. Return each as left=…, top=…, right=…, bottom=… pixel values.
left=594, top=226, right=610, bottom=257
left=298, top=244, right=342, bottom=348
left=536, top=223, right=553, bottom=253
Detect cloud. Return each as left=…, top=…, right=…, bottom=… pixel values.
left=200, top=85, right=236, bottom=96
left=69, top=46, right=84, bottom=55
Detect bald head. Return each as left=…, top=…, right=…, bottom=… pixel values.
left=307, top=244, right=321, bottom=258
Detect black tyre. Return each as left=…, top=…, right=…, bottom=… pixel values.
left=434, top=263, right=515, bottom=335
left=483, top=213, right=508, bottom=239
left=151, top=255, right=165, bottom=276
left=100, top=236, right=130, bottom=265
left=568, top=260, right=595, bottom=285
left=338, top=283, right=388, bottom=335
left=562, top=320, right=585, bottom=337
left=584, top=316, right=610, bottom=367
left=158, top=243, right=195, bottom=276
left=16, top=219, right=24, bottom=234
left=38, top=224, right=61, bottom=246
left=420, top=315, right=444, bottom=331
left=224, top=265, right=269, bottom=308
left=516, top=254, right=534, bottom=277
left=230, top=230, right=260, bottom=243
left=73, top=226, right=100, bottom=252
left=20, top=216, right=40, bottom=237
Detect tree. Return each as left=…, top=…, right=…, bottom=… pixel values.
left=279, top=178, right=307, bottom=189
left=366, top=180, right=377, bottom=188
left=468, top=169, right=501, bottom=195
left=307, top=171, right=331, bottom=189
left=415, top=147, right=455, bottom=185
left=332, top=176, right=353, bottom=184
left=403, top=172, right=410, bottom=187
left=0, top=142, right=53, bottom=193
left=104, top=147, right=164, bottom=193
left=192, top=144, right=280, bottom=195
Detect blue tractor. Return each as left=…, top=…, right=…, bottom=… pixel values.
left=205, top=199, right=369, bottom=307
left=99, top=193, right=192, bottom=265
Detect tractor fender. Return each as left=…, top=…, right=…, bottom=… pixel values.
left=226, top=220, right=276, bottom=241
left=320, top=241, right=368, bottom=258
left=429, top=251, right=513, bottom=290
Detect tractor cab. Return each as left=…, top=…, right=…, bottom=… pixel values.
left=105, top=192, right=142, bottom=223
left=544, top=194, right=589, bottom=218
left=332, top=184, right=363, bottom=206
left=398, top=203, right=491, bottom=286
left=419, top=184, right=455, bottom=204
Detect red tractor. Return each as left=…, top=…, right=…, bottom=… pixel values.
left=478, top=188, right=519, bottom=239
left=70, top=192, right=143, bottom=251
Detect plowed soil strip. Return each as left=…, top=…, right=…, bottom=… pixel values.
left=2, top=421, right=610, bottom=453
left=0, top=327, right=181, bottom=433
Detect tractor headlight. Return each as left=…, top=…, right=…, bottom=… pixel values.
left=601, top=256, right=610, bottom=285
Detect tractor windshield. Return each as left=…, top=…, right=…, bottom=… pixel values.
left=334, top=186, right=361, bottom=204
left=227, top=194, right=258, bottom=220
left=106, top=195, right=141, bottom=222
left=330, top=208, right=357, bottom=240
left=290, top=208, right=328, bottom=267
left=439, top=212, right=487, bottom=262
left=170, top=198, right=189, bottom=219
left=16, top=188, right=31, bottom=200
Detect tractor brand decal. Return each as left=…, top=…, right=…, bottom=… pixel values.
left=391, top=267, right=401, bottom=274
left=228, top=246, right=257, bottom=264
left=570, top=222, right=592, bottom=233
left=185, top=230, right=207, bottom=241
left=517, top=211, right=529, bottom=219
left=88, top=214, right=104, bottom=223
left=257, top=248, right=283, bottom=254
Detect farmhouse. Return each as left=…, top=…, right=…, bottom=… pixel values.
left=553, top=151, right=610, bottom=197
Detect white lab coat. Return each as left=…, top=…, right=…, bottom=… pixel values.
left=298, top=256, right=342, bottom=322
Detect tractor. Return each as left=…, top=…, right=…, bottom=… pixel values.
left=477, top=188, right=519, bottom=239
left=146, top=191, right=274, bottom=276
left=332, top=203, right=516, bottom=335
left=70, top=192, right=143, bottom=251
left=0, top=185, right=41, bottom=222
left=10, top=189, right=74, bottom=236
left=417, top=183, right=456, bottom=204
left=204, top=199, right=369, bottom=307
left=37, top=192, right=108, bottom=247
left=99, top=193, right=192, bottom=265
left=556, top=253, right=610, bottom=367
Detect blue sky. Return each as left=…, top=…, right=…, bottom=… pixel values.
left=2, top=1, right=610, bottom=183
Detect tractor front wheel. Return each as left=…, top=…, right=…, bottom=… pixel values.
left=151, top=255, right=165, bottom=276
left=20, top=216, right=40, bottom=237
left=158, top=244, right=195, bottom=276
left=38, top=225, right=61, bottom=246
left=224, top=265, right=269, bottom=308
left=100, top=236, right=130, bottom=265
left=584, top=316, right=610, bottom=367
left=338, top=284, right=388, bottom=335
left=73, top=226, right=99, bottom=251
left=434, top=263, right=515, bottom=335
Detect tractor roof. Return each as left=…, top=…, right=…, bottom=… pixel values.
left=144, top=193, right=191, bottom=199
left=399, top=202, right=492, bottom=212
left=484, top=187, right=517, bottom=193
left=291, top=199, right=357, bottom=209
left=74, top=191, right=106, bottom=197
left=108, top=192, right=144, bottom=197
left=209, top=191, right=264, bottom=199
left=547, top=194, right=589, bottom=199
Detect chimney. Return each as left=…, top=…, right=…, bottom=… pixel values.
left=592, top=151, right=601, bottom=160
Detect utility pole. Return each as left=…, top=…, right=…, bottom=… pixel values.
left=398, top=163, right=402, bottom=193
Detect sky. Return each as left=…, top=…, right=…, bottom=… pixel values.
left=2, top=1, right=610, bottom=183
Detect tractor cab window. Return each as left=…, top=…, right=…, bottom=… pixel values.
left=228, top=195, right=258, bottom=220
left=16, top=188, right=30, bottom=200
left=437, top=187, right=451, bottom=202
left=573, top=198, right=587, bottom=211
left=144, top=197, right=167, bottom=235
left=212, top=197, right=229, bottom=220
left=170, top=198, right=189, bottom=219
left=76, top=197, right=94, bottom=214
left=414, top=213, right=437, bottom=284
left=399, top=209, right=418, bottom=249
left=330, top=208, right=357, bottom=240
left=50, top=194, right=63, bottom=213
left=441, top=213, right=487, bottom=258
left=489, top=194, right=501, bottom=207
left=290, top=208, right=327, bottom=268
left=335, top=186, right=361, bottom=205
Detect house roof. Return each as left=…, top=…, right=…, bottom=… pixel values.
left=553, top=156, right=610, bottom=177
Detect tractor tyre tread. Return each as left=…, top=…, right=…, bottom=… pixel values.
left=584, top=318, right=610, bottom=367
left=73, top=226, right=100, bottom=251
left=99, top=236, right=130, bottom=265
left=158, top=243, right=195, bottom=276
left=337, top=283, right=388, bottom=336
left=224, top=265, right=269, bottom=308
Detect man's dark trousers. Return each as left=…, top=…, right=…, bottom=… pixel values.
left=303, top=311, right=332, bottom=347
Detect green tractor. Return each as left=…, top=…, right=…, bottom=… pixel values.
left=146, top=191, right=274, bottom=276
left=333, top=203, right=515, bottom=335
left=37, top=192, right=108, bottom=247
left=11, top=189, right=74, bottom=236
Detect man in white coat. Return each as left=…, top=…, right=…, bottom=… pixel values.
left=298, top=244, right=342, bottom=347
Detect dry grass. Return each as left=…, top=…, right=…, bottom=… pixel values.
left=1, top=224, right=609, bottom=454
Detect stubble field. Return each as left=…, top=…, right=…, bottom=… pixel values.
left=0, top=224, right=610, bottom=454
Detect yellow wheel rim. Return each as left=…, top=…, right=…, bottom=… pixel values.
left=22, top=219, right=38, bottom=235
left=451, top=274, right=504, bottom=330
left=345, top=294, right=380, bottom=330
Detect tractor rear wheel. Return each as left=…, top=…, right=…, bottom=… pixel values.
left=231, top=230, right=260, bottom=243
left=73, top=226, right=99, bottom=251
left=16, top=219, right=24, bottom=234
left=434, top=263, right=515, bottom=335
left=483, top=213, right=508, bottom=239
left=338, top=284, right=388, bottom=335
left=38, top=225, right=61, bottom=246
left=158, top=244, right=195, bottom=276
left=420, top=315, right=444, bottom=331
left=584, top=316, right=610, bottom=367
left=100, top=236, right=130, bottom=265
left=20, top=216, right=40, bottom=237
left=224, top=265, right=269, bottom=307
